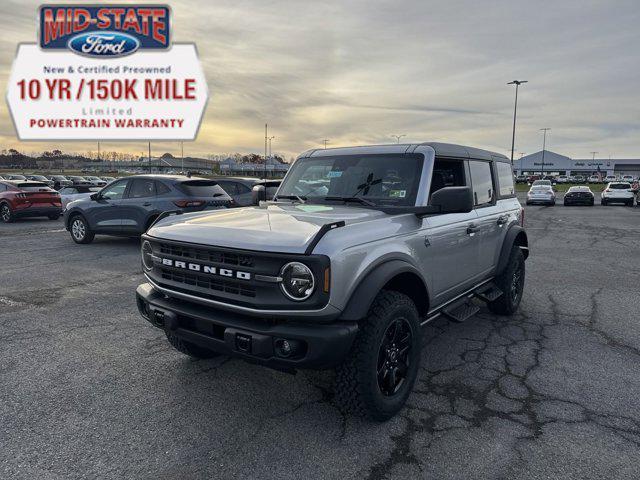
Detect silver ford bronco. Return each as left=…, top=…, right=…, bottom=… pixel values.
left=136, top=142, right=528, bottom=420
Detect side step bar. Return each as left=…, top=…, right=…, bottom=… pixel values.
left=422, top=281, right=504, bottom=325
left=441, top=299, right=480, bottom=323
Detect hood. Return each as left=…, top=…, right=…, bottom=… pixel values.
left=147, top=203, right=388, bottom=253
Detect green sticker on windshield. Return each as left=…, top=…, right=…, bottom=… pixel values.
left=295, top=205, right=334, bottom=212
left=389, top=190, right=406, bottom=198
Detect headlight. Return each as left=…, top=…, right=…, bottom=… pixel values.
left=280, top=262, right=315, bottom=301
left=141, top=240, right=154, bottom=271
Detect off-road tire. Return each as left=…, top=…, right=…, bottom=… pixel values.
left=69, top=214, right=95, bottom=244
left=334, top=290, right=421, bottom=421
left=165, top=330, right=220, bottom=359
left=489, top=245, right=525, bottom=315
left=0, top=203, right=13, bottom=223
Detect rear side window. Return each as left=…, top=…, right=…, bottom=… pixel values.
left=496, top=162, right=515, bottom=197
left=178, top=180, right=227, bottom=197
left=128, top=178, right=155, bottom=198
left=469, top=161, right=494, bottom=206
left=155, top=181, right=171, bottom=195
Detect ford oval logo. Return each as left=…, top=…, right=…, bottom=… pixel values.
left=67, top=31, right=140, bottom=58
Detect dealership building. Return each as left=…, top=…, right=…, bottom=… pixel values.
left=512, top=150, right=640, bottom=177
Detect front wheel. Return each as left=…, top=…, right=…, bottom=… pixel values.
left=335, top=291, right=421, bottom=421
left=489, top=245, right=525, bottom=315
left=69, top=215, right=95, bottom=244
left=0, top=203, right=13, bottom=223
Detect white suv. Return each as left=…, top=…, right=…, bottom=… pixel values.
left=601, top=182, right=634, bottom=206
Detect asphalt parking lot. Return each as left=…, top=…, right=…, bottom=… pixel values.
left=2, top=201, right=640, bottom=479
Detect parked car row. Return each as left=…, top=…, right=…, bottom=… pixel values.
left=517, top=173, right=639, bottom=185
left=0, top=173, right=115, bottom=190
left=526, top=180, right=637, bottom=206
left=1, top=173, right=281, bottom=229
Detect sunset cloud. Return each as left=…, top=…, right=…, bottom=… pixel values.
left=0, top=0, right=638, bottom=160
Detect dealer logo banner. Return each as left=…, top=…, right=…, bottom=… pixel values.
left=6, top=4, right=207, bottom=140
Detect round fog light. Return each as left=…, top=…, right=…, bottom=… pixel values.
left=274, top=338, right=302, bottom=358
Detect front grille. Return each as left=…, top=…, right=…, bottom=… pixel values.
left=145, top=237, right=330, bottom=311
left=160, top=268, right=256, bottom=298
left=159, top=242, right=254, bottom=268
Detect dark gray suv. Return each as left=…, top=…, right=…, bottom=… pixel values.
left=63, top=175, right=232, bottom=244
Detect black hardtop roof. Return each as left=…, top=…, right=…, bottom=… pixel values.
left=417, top=142, right=509, bottom=162
left=300, top=142, right=510, bottom=162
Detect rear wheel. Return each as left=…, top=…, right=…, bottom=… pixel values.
left=165, top=330, right=220, bottom=359
left=489, top=245, right=525, bottom=315
left=69, top=215, right=95, bottom=244
left=0, top=203, right=13, bottom=223
left=335, top=290, right=421, bottom=421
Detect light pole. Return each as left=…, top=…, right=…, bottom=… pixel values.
left=508, top=80, right=527, bottom=164
left=264, top=124, right=268, bottom=178
left=268, top=136, right=275, bottom=158
left=322, top=139, right=330, bottom=149
left=148, top=141, right=151, bottom=173
left=181, top=141, right=184, bottom=173
left=540, top=128, right=550, bottom=176
left=391, top=134, right=406, bottom=144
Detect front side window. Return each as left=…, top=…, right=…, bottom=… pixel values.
left=101, top=179, right=128, bottom=200
left=277, top=154, right=424, bottom=206
left=430, top=158, right=466, bottom=199
left=496, top=162, right=515, bottom=196
left=217, top=181, right=239, bottom=195
left=469, top=161, right=494, bottom=206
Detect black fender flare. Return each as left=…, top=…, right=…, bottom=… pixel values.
left=496, top=225, right=529, bottom=276
left=64, top=207, right=83, bottom=229
left=339, top=260, right=428, bottom=321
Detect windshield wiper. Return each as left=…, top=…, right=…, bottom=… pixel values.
left=275, top=194, right=307, bottom=203
left=324, top=196, right=377, bottom=207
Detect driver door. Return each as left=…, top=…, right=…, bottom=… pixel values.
left=420, top=159, right=481, bottom=304
left=86, top=178, right=129, bottom=233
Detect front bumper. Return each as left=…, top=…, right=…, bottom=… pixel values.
left=136, top=282, right=358, bottom=370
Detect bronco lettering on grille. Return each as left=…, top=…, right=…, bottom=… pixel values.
left=160, top=258, right=251, bottom=280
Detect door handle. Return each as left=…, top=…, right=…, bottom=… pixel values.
left=142, top=202, right=152, bottom=206
left=497, top=215, right=509, bottom=226
left=466, top=224, right=480, bottom=235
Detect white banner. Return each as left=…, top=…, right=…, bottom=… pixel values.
left=6, top=43, right=208, bottom=140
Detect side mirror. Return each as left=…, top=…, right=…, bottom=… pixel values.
left=251, top=185, right=266, bottom=205
left=430, top=186, right=474, bottom=214
left=90, top=193, right=98, bottom=201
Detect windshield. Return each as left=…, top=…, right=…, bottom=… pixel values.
left=532, top=180, right=551, bottom=186
left=609, top=183, right=630, bottom=189
left=276, top=154, right=424, bottom=206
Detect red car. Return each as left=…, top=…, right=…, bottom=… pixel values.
left=0, top=180, right=63, bottom=223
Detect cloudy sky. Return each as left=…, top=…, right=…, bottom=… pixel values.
left=0, top=0, right=639, bottom=160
